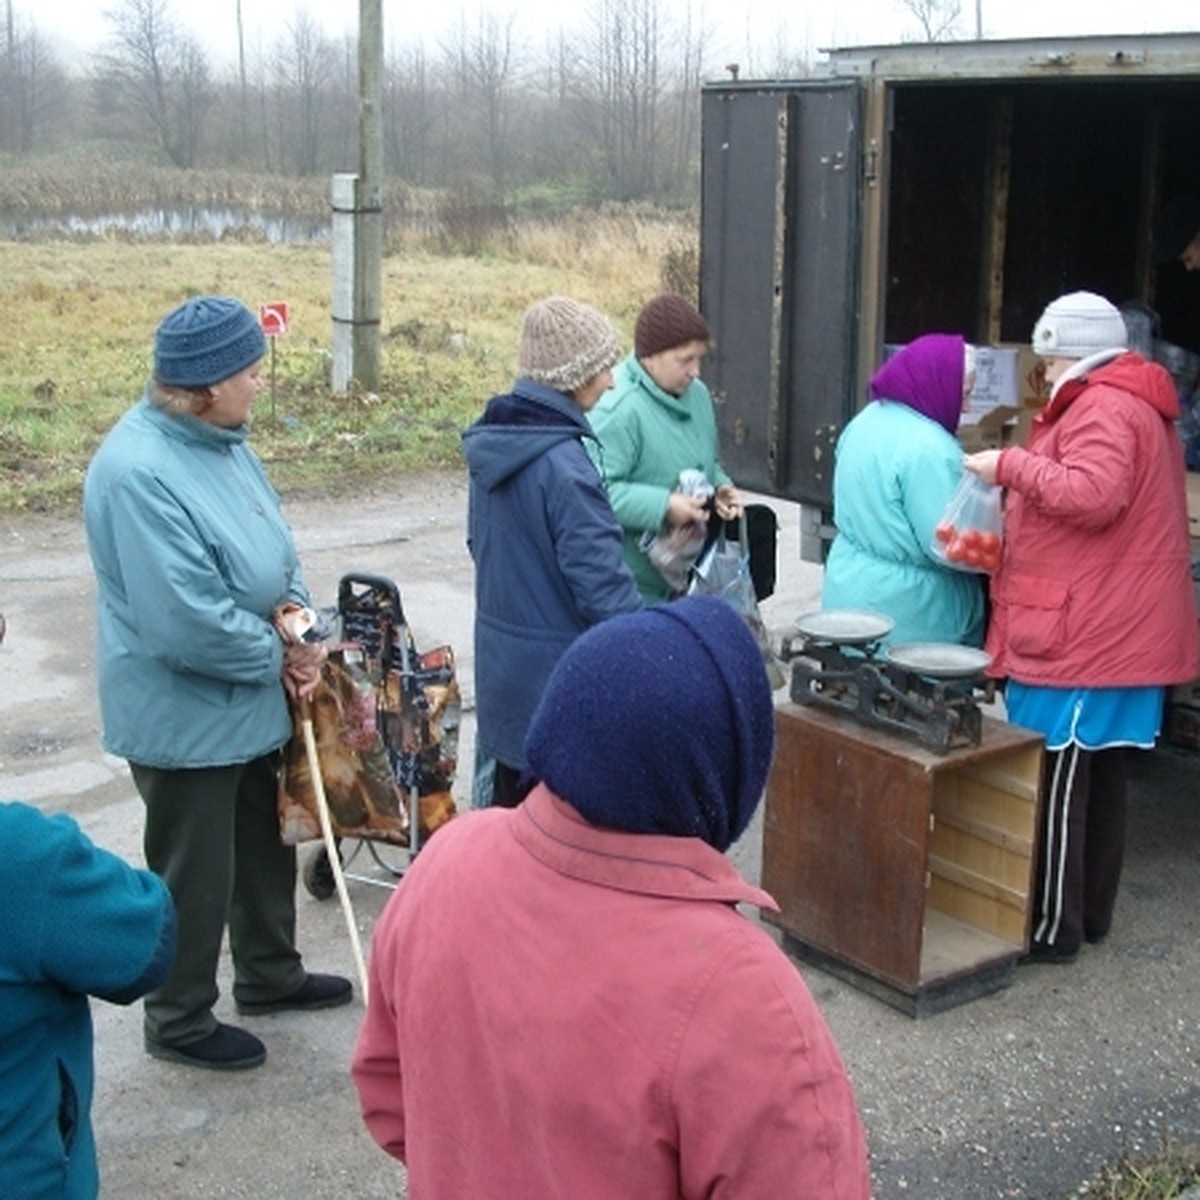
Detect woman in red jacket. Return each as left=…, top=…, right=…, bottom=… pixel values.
left=352, top=597, right=870, bottom=1198
left=965, top=291, right=1198, bottom=962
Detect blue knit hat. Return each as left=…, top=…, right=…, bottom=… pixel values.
left=154, top=296, right=267, bottom=388
left=524, top=595, right=776, bottom=852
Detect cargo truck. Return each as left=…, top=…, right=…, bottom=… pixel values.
left=699, top=33, right=1200, bottom=560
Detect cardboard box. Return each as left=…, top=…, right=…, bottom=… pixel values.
left=1006, top=342, right=1052, bottom=411
left=878, top=340, right=1033, bottom=447
left=882, top=343, right=1021, bottom=426
left=957, top=405, right=1022, bottom=452
left=961, top=346, right=1020, bottom=425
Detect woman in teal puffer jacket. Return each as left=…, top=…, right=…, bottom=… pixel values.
left=821, top=333, right=985, bottom=649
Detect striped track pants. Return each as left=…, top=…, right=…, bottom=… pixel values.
left=1032, top=744, right=1128, bottom=949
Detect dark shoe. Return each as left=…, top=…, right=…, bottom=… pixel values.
left=1084, top=929, right=1109, bottom=945
left=146, top=1023, right=266, bottom=1071
left=302, top=846, right=337, bottom=901
left=1020, top=940, right=1080, bottom=965
left=236, top=972, right=353, bottom=1016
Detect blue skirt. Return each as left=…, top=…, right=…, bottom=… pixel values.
left=1005, top=681, right=1164, bottom=751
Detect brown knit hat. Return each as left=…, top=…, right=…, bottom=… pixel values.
left=517, top=296, right=623, bottom=395
left=634, top=293, right=711, bottom=359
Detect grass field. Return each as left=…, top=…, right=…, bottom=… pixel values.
left=0, top=211, right=687, bottom=511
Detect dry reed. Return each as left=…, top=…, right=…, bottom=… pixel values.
left=0, top=208, right=695, bottom=511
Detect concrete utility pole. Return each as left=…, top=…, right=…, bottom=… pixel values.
left=332, top=0, right=383, bottom=392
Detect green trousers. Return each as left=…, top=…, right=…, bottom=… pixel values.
left=132, top=754, right=305, bottom=1046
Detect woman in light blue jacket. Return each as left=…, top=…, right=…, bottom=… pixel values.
left=83, top=296, right=351, bottom=1072
left=821, top=333, right=985, bottom=648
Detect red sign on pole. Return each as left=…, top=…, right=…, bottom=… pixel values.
left=260, top=301, right=290, bottom=337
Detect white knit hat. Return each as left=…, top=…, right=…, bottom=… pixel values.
left=1031, top=291, right=1128, bottom=360
left=517, top=296, right=623, bottom=395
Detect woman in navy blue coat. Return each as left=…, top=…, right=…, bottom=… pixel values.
left=463, top=296, right=641, bottom=807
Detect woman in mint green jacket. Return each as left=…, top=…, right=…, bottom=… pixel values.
left=588, top=294, right=741, bottom=603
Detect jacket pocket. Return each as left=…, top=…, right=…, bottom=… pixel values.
left=1005, top=574, right=1069, bottom=660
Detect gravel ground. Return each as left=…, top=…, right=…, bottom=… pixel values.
left=1, top=471, right=1196, bottom=1199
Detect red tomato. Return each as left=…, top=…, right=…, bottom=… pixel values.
left=935, top=522, right=956, bottom=545
left=960, top=528, right=983, bottom=551
left=945, top=538, right=968, bottom=562
left=978, top=530, right=1001, bottom=554
left=979, top=550, right=1002, bottom=573
left=963, top=546, right=984, bottom=567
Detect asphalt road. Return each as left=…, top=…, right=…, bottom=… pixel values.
left=1, top=472, right=1197, bottom=1199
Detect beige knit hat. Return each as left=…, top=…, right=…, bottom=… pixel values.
left=1031, top=291, right=1128, bottom=360
left=517, top=296, right=623, bottom=395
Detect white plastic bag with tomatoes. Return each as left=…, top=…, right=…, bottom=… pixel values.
left=931, top=473, right=1004, bottom=573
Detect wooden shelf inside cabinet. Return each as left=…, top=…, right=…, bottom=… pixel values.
left=762, top=702, right=1044, bottom=1017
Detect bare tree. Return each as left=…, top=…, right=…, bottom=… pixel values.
left=440, top=9, right=519, bottom=194
left=271, top=10, right=334, bottom=176
left=0, top=17, right=70, bottom=153
left=0, top=0, right=777, bottom=205
left=385, top=42, right=436, bottom=186
left=662, top=0, right=709, bottom=197
left=897, top=0, right=964, bottom=42
left=99, top=0, right=212, bottom=167
left=578, top=0, right=663, bottom=201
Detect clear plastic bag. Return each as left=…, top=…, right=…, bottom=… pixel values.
left=640, top=469, right=715, bottom=595
left=689, top=514, right=786, bottom=689
left=930, top=473, right=1004, bottom=574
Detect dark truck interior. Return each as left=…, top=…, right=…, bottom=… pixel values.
left=698, top=64, right=1200, bottom=507
left=884, top=79, right=1200, bottom=365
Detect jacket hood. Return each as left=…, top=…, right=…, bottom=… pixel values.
left=462, top=379, right=591, bottom=491
left=1047, top=351, right=1181, bottom=424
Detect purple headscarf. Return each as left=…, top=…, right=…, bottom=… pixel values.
left=869, top=333, right=966, bottom=435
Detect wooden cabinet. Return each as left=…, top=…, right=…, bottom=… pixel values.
left=763, top=702, right=1044, bottom=1016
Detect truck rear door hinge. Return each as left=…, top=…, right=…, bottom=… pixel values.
left=864, top=139, right=879, bottom=188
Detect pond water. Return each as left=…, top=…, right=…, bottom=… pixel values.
left=0, top=206, right=331, bottom=242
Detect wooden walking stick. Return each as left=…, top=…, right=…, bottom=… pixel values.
left=300, top=694, right=370, bottom=1004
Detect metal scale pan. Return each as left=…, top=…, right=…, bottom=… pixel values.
left=792, top=608, right=894, bottom=647
left=884, top=643, right=992, bottom=680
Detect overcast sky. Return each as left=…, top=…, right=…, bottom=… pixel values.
left=27, top=0, right=1200, bottom=74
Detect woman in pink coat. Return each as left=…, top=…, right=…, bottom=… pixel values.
left=352, top=596, right=871, bottom=1199
left=966, top=291, right=1198, bottom=963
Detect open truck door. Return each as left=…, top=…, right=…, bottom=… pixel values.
left=700, top=81, right=862, bottom=559
left=702, top=36, right=1200, bottom=565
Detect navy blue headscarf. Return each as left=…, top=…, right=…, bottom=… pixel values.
left=524, top=595, right=775, bottom=852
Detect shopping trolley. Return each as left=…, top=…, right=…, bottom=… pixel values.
left=279, top=572, right=460, bottom=899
